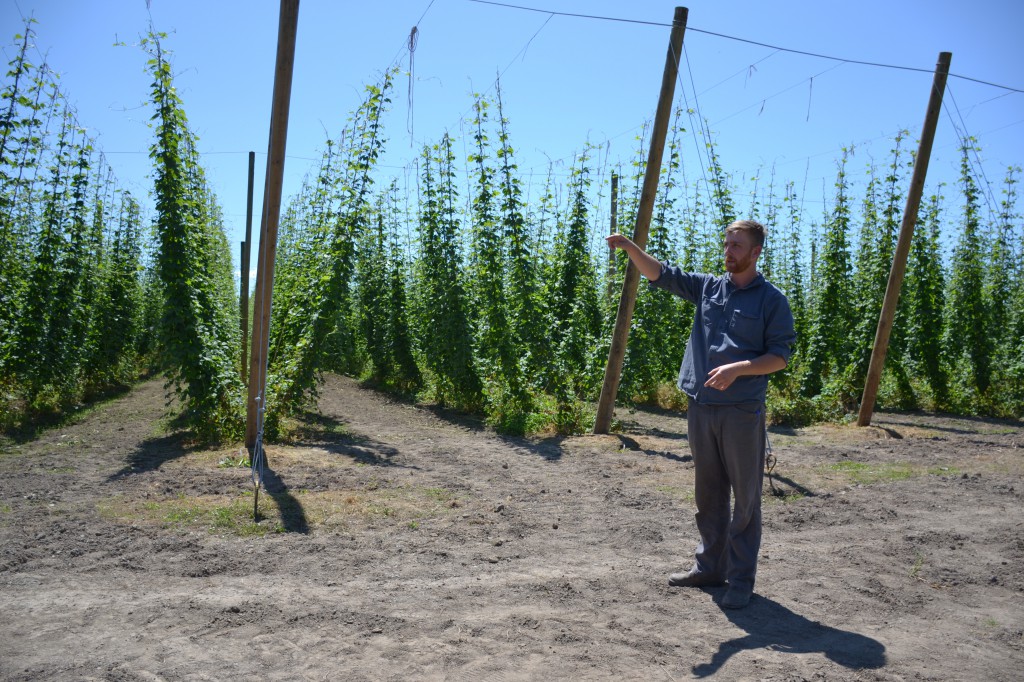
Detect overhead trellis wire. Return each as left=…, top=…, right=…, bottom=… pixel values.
left=711, top=61, right=845, bottom=127
left=277, top=0, right=1020, bottom=229
left=467, top=0, right=1024, bottom=94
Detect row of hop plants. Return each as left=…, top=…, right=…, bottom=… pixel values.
left=143, top=31, right=242, bottom=440
left=785, top=140, right=1024, bottom=422
left=0, top=20, right=157, bottom=433
left=267, top=71, right=612, bottom=436
left=0, top=25, right=242, bottom=440
left=3, top=22, right=1021, bottom=441
left=267, top=69, right=1023, bottom=435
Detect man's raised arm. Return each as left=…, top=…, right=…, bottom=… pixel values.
left=605, top=233, right=663, bottom=281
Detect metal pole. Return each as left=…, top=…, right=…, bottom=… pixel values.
left=607, top=173, right=618, bottom=300
left=594, top=7, right=688, bottom=434
left=857, top=51, right=952, bottom=426
left=240, top=151, right=255, bottom=383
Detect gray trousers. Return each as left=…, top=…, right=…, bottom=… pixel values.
left=686, top=399, right=766, bottom=593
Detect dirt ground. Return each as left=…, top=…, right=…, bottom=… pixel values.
left=0, top=374, right=1022, bottom=681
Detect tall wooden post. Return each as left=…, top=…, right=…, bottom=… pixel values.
left=594, top=6, right=688, bottom=434
left=857, top=51, right=951, bottom=427
left=246, top=0, right=300, bottom=452
left=240, top=150, right=255, bottom=383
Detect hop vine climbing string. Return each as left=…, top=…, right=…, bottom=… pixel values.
left=943, top=83, right=1000, bottom=217
left=667, top=37, right=722, bottom=226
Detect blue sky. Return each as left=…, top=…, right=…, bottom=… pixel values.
left=3, top=0, right=1022, bottom=275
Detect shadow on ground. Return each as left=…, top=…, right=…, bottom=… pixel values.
left=108, top=431, right=192, bottom=480
left=691, top=594, right=886, bottom=677
left=615, top=433, right=693, bottom=464
left=291, top=409, right=409, bottom=468
left=259, top=465, right=309, bottom=534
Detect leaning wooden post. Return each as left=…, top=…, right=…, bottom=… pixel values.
left=240, top=150, right=255, bottom=383
left=594, top=6, right=688, bottom=434
left=857, top=51, right=951, bottom=427
left=246, top=0, right=300, bottom=452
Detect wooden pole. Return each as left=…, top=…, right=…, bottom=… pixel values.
left=607, top=173, right=619, bottom=299
left=240, top=150, right=255, bottom=383
left=594, top=6, right=688, bottom=434
left=246, top=0, right=300, bottom=451
left=857, top=51, right=951, bottom=427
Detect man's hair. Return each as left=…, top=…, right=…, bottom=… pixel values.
left=725, top=219, right=766, bottom=248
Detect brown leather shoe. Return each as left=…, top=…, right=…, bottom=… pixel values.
left=668, top=568, right=725, bottom=588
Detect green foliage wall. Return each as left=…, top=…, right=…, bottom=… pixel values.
left=0, top=21, right=152, bottom=432
left=144, top=32, right=241, bottom=440
left=5, top=21, right=1022, bottom=438
left=266, top=76, right=1023, bottom=432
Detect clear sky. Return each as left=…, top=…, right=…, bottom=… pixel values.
left=3, top=0, right=1022, bottom=276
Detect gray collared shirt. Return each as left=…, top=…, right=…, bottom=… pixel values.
left=649, top=263, right=796, bottom=406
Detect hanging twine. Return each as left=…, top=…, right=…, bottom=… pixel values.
left=408, top=26, right=419, bottom=144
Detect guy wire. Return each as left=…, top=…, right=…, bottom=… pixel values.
left=671, top=39, right=722, bottom=226
left=942, top=83, right=1000, bottom=219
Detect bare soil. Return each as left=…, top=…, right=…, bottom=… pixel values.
left=1, top=374, right=1022, bottom=681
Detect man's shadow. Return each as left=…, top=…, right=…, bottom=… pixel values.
left=692, top=594, right=886, bottom=677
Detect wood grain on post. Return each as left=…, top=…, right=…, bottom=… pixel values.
left=594, top=6, right=688, bottom=434
left=246, top=0, right=300, bottom=452
left=857, top=51, right=952, bottom=427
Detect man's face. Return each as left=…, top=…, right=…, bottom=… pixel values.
left=723, top=230, right=760, bottom=274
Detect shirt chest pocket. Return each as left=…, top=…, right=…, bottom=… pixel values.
left=702, top=299, right=726, bottom=333
left=729, top=309, right=763, bottom=348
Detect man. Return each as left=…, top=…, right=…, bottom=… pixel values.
left=606, top=219, right=796, bottom=609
